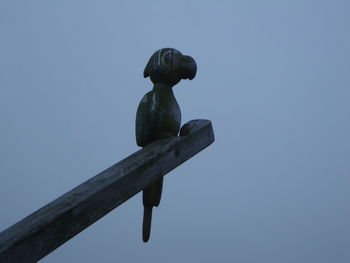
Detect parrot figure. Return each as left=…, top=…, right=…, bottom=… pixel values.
left=135, top=48, right=197, bottom=242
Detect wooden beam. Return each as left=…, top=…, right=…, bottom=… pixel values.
left=0, top=119, right=214, bottom=263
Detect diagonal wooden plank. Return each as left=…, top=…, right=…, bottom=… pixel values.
left=0, top=119, right=214, bottom=263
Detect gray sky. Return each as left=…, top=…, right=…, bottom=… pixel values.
left=1, top=1, right=349, bottom=262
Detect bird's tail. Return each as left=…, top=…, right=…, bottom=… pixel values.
left=142, top=206, right=153, bottom=242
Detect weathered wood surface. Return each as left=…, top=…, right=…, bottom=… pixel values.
left=0, top=119, right=214, bottom=263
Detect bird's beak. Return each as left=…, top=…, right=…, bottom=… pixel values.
left=181, top=55, right=197, bottom=80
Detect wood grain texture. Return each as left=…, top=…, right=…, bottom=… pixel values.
left=0, top=119, right=214, bottom=263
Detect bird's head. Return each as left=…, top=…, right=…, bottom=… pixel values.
left=143, top=48, right=197, bottom=87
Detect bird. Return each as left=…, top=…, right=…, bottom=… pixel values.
left=135, top=48, right=197, bottom=242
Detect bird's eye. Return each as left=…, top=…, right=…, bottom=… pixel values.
left=164, top=53, right=172, bottom=64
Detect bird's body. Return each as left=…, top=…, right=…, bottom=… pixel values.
left=136, top=84, right=181, bottom=242
left=135, top=48, right=196, bottom=242
left=136, top=85, right=181, bottom=147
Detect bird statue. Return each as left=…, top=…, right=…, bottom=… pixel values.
left=135, top=48, right=197, bottom=242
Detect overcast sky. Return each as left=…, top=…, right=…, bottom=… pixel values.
left=1, top=1, right=349, bottom=262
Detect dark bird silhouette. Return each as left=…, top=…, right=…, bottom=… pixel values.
left=135, top=48, right=197, bottom=242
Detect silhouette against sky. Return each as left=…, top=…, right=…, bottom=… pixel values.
left=1, top=1, right=349, bottom=262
